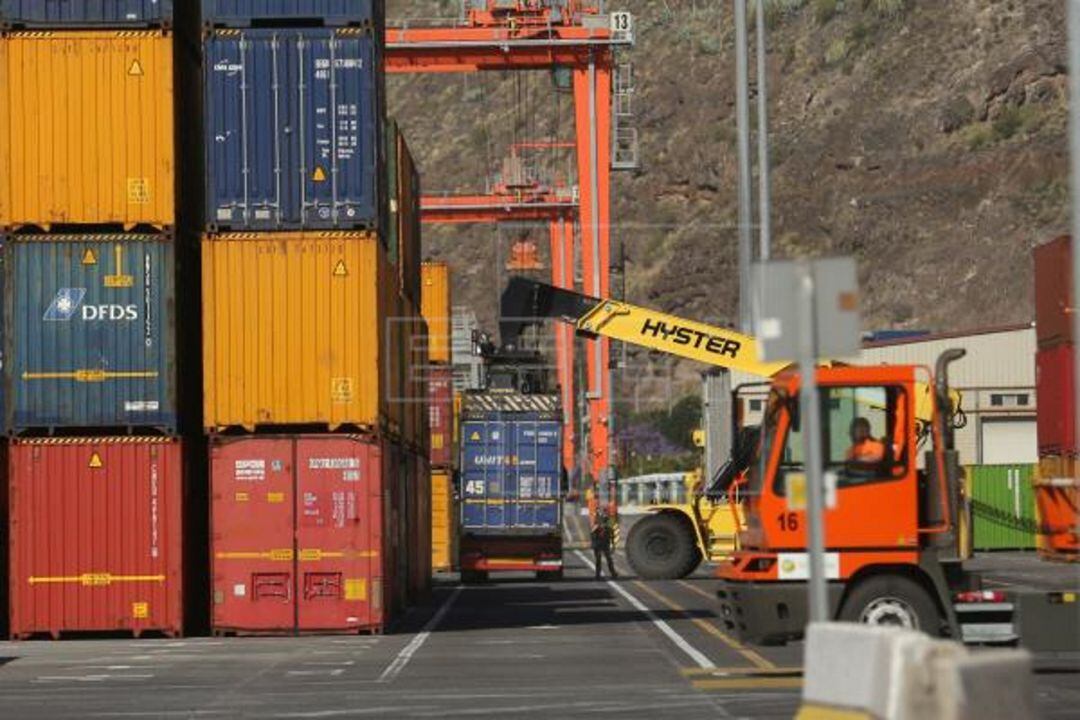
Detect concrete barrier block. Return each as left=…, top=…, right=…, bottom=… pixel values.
left=887, top=635, right=967, bottom=720
left=935, top=649, right=1035, bottom=720
left=802, top=622, right=923, bottom=717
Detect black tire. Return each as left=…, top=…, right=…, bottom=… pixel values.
left=839, top=575, right=942, bottom=635
left=625, top=513, right=702, bottom=580
left=536, top=569, right=564, bottom=582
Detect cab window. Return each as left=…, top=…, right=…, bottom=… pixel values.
left=773, top=385, right=908, bottom=495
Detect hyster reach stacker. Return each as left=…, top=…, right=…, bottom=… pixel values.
left=502, top=278, right=1079, bottom=650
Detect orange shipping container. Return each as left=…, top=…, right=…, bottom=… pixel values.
left=202, top=232, right=393, bottom=432
left=0, top=31, right=175, bottom=230
left=431, top=469, right=456, bottom=572
left=421, top=262, right=452, bottom=363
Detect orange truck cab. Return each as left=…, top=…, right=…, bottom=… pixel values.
left=716, top=354, right=1079, bottom=650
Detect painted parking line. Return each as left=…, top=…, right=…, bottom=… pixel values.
left=681, top=666, right=803, bottom=677
left=377, top=586, right=463, bottom=683
left=573, top=550, right=716, bottom=671
left=632, top=580, right=776, bottom=671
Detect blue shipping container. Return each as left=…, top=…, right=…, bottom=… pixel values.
left=461, top=419, right=562, bottom=532
left=203, top=0, right=374, bottom=27
left=205, top=29, right=380, bottom=231
left=0, top=0, right=172, bottom=26
left=2, top=237, right=176, bottom=433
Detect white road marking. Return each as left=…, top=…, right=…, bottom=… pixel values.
left=35, top=674, right=155, bottom=683
left=303, top=661, right=355, bottom=667
left=378, top=586, right=463, bottom=683
left=574, top=550, right=716, bottom=671
left=287, top=669, right=345, bottom=677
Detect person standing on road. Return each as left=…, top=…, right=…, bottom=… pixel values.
left=591, top=510, right=618, bottom=579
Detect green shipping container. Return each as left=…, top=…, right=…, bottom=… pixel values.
left=968, top=465, right=1038, bottom=551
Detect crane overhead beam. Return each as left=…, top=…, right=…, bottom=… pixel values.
left=421, top=194, right=578, bottom=225
left=384, top=27, right=626, bottom=73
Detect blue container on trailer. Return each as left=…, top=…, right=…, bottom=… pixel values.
left=2, top=236, right=177, bottom=434
left=203, top=0, right=374, bottom=28
left=204, top=28, right=381, bottom=231
left=0, top=0, right=173, bottom=26
left=460, top=417, right=563, bottom=533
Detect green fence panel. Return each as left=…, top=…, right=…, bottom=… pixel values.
left=969, top=465, right=1038, bottom=550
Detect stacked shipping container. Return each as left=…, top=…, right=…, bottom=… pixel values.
left=421, top=262, right=456, bottom=572
left=200, top=3, right=430, bottom=635
left=0, top=6, right=186, bottom=637
left=1033, top=235, right=1080, bottom=560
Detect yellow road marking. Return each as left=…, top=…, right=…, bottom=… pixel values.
left=692, top=677, right=803, bottom=690
left=632, top=580, right=776, bottom=671
left=678, top=579, right=718, bottom=602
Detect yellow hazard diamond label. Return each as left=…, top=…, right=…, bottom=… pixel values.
left=267, top=492, right=285, bottom=504
left=432, top=434, right=444, bottom=450
left=333, top=260, right=348, bottom=277
left=312, top=166, right=328, bottom=182
left=132, top=602, right=149, bottom=619
left=82, top=249, right=98, bottom=265
left=128, top=59, right=144, bottom=76
left=470, top=431, right=481, bottom=441
left=88, top=452, right=104, bottom=469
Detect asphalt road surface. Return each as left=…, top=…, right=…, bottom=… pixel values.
left=0, top=512, right=1076, bottom=719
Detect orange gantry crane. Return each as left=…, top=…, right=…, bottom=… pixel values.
left=388, top=1, right=634, bottom=495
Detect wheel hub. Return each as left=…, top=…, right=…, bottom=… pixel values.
left=644, top=532, right=674, bottom=558
left=861, top=597, right=919, bottom=629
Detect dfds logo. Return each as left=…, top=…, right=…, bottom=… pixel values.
left=43, top=288, right=137, bottom=322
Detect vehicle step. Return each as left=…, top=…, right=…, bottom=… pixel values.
left=960, top=623, right=1018, bottom=644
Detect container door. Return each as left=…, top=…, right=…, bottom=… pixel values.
left=511, top=421, right=561, bottom=530
left=298, top=31, right=378, bottom=227
left=295, top=437, right=382, bottom=632
left=211, top=438, right=295, bottom=632
left=461, top=420, right=506, bottom=530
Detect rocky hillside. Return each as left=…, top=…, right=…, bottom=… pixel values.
left=387, top=0, right=1068, bottom=391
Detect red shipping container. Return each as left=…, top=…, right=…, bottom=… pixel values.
left=1037, top=344, right=1076, bottom=456
left=1035, top=235, right=1073, bottom=349
left=9, top=438, right=183, bottom=639
left=428, top=365, right=454, bottom=468
left=211, top=435, right=391, bottom=634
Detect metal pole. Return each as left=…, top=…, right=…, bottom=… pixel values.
left=735, top=0, right=754, bottom=332
left=797, top=265, right=828, bottom=622
left=755, top=0, right=773, bottom=262
left=587, top=56, right=603, bottom=396
left=1068, top=0, right=1080, bottom=544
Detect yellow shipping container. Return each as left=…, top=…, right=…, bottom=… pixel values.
left=202, top=232, right=391, bottom=432
left=420, top=262, right=452, bottom=363
left=431, top=470, right=456, bottom=572
left=0, top=31, right=175, bottom=230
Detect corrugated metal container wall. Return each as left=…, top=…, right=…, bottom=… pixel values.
left=202, top=231, right=390, bottom=431
left=210, top=435, right=389, bottom=634
left=407, top=451, right=431, bottom=601
left=204, top=29, right=380, bottom=231
left=431, top=469, right=455, bottom=572
left=1035, top=236, right=1071, bottom=349
left=420, top=262, right=451, bottom=364
left=383, top=118, right=400, bottom=265
left=384, top=272, right=405, bottom=436
left=203, top=0, right=375, bottom=27
left=384, top=441, right=407, bottom=615
left=0, top=31, right=175, bottom=230
left=428, top=365, right=454, bottom=467
left=0, top=1, right=173, bottom=26
left=968, top=465, right=1038, bottom=550
left=9, top=438, right=183, bottom=638
left=4, top=236, right=177, bottom=433
left=396, top=129, right=422, bottom=305
left=1036, top=344, right=1074, bottom=456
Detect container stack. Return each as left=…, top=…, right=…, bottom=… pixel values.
left=0, top=3, right=186, bottom=638
left=421, top=262, right=457, bottom=573
left=1033, top=235, right=1080, bottom=560
left=200, top=2, right=430, bottom=635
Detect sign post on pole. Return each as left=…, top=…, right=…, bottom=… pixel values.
left=753, top=258, right=861, bottom=623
